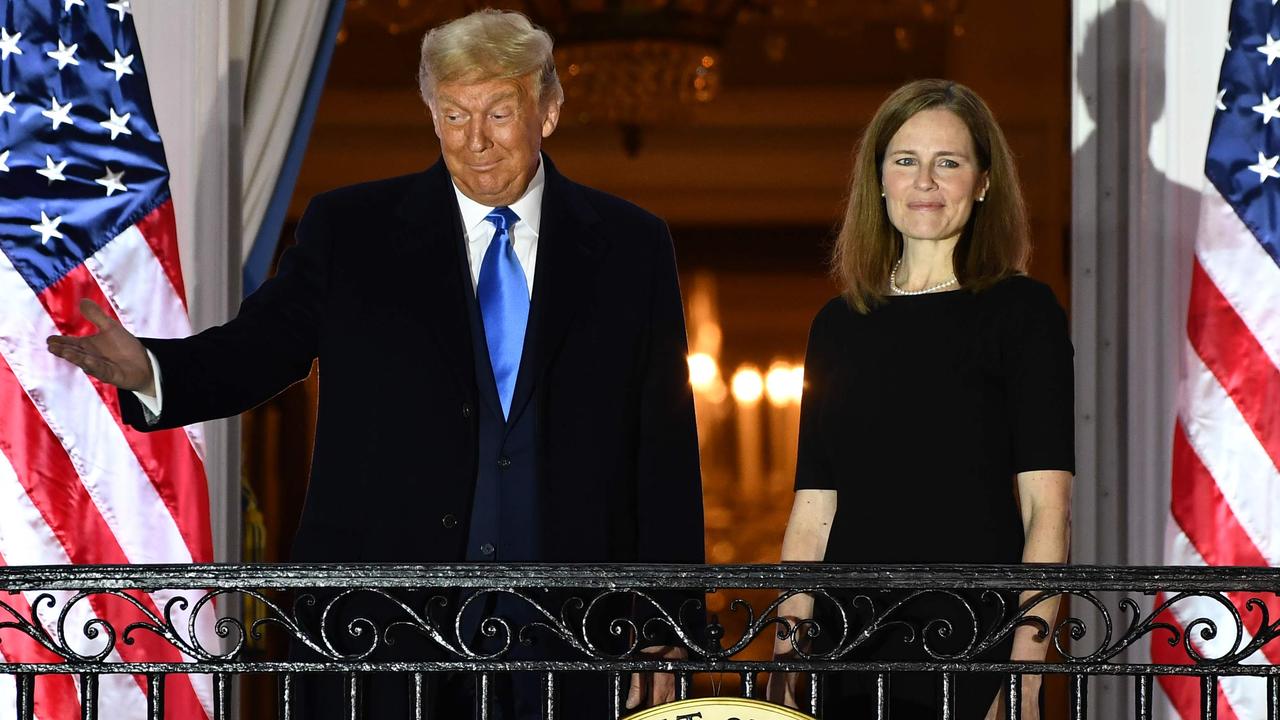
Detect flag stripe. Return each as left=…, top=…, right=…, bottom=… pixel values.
left=1187, top=258, right=1280, bottom=471
left=1195, top=190, right=1280, bottom=371
left=1161, top=527, right=1272, bottom=718
left=0, top=676, right=15, bottom=720
left=0, top=251, right=193, bottom=566
left=41, top=262, right=212, bottom=564
left=0, top=441, right=151, bottom=718
left=1152, top=593, right=1241, bottom=720
left=0, top=352, right=134, bottom=568
left=0, top=555, right=82, bottom=720
left=81, top=221, right=221, bottom=717
left=1169, top=428, right=1280, bottom=668
left=132, top=199, right=188, bottom=311
left=0, top=352, right=206, bottom=718
left=85, top=217, right=205, bottom=461
left=1172, top=421, right=1269, bottom=565
left=1177, top=343, right=1280, bottom=564
left=1165, top=527, right=1270, bottom=672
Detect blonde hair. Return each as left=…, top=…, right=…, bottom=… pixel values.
left=832, top=79, right=1029, bottom=313
left=418, top=9, right=563, bottom=109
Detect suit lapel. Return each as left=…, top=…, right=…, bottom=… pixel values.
left=506, top=157, right=603, bottom=427
left=387, top=160, right=477, bottom=399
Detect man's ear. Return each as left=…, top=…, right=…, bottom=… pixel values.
left=542, top=100, right=562, bottom=139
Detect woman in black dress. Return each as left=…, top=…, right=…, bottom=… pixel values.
left=768, top=79, right=1073, bottom=719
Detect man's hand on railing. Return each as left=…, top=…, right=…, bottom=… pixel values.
left=625, top=644, right=687, bottom=710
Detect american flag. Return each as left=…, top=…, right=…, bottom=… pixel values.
left=0, top=2, right=213, bottom=718
left=1155, top=0, right=1280, bottom=717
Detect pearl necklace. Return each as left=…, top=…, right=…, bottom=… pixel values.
left=889, top=259, right=958, bottom=295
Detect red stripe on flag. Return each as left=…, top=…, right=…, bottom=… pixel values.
left=0, top=355, right=207, bottom=719
left=1187, top=259, right=1280, bottom=472
left=1171, top=422, right=1280, bottom=668
left=0, top=551, right=84, bottom=720
left=1151, top=592, right=1239, bottom=720
left=40, top=265, right=212, bottom=563
left=134, top=200, right=188, bottom=311
left=1172, top=422, right=1270, bottom=568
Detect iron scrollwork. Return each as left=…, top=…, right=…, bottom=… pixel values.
left=0, top=564, right=1278, bottom=675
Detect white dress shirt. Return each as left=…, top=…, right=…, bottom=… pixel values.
left=453, top=157, right=544, bottom=296
left=133, top=158, right=548, bottom=419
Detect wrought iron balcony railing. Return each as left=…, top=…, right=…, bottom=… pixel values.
left=0, top=563, right=1277, bottom=719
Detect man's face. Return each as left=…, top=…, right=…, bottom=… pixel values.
left=430, top=74, right=560, bottom=207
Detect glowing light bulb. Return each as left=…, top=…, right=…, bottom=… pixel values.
left=687, top=353, right=720, bottom=393
left=731, top=366, right=764, bottom=405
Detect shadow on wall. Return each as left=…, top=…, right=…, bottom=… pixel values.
left=1076, top=0, right=1201, bottom=303
left=1075, top=1, right=1209, bottom=717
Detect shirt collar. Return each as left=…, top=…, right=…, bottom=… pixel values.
left=452, top=156, right=545, bottom=241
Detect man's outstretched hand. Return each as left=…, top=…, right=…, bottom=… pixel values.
left=46, top=299, right=154, bottom=394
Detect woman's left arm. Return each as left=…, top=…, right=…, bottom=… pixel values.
left=986, top=470, right=1071, bottom=720
left=1003, top=469, right=1072, bottom=716
left=1012, top=469, right=1073, bottom=660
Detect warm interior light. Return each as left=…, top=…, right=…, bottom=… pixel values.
left=687, top=353, right=720, bottom=393
left=765, top=361, right=804, bottom=407
left=731, top=366, right=764, bottom=405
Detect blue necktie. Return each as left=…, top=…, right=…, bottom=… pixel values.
left=477, top=206, right=528, bottom=419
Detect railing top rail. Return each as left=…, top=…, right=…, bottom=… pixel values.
left=0, top=562, right=1277, bottom=591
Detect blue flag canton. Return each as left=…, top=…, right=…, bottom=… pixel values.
left=0, top=0, right=171, bottom=295
left=1209, top=0, right=1280, bottom=268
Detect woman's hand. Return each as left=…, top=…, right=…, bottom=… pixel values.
left=767, top=490, right=836, bottom=710
left=765, top=665, right=801, bottom=709
left=766, top=626, right=803, bottom=709
left=625, top=645, right=687, bottom=710
left=978, top=470, right=1069, bottom=719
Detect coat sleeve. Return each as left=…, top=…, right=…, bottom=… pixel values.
left=633, top=219, right=705, bottom=567
left=627, top=219, right=705, bottom=648
left=119, top=197, right=334, bottom=431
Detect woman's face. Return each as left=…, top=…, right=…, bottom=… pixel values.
left=881, top=108, right=989, bottom=246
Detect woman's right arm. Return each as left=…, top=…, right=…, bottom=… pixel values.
left=777, top=489, right=837, bottom=617
left=769, top=488, right=837, bottom=707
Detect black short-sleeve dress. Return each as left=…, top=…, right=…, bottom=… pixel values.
left=794, top=275, right=1075, bottom=718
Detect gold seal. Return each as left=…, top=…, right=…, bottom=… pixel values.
left=625, top=697, right=814, bottom=719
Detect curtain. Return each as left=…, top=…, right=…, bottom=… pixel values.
left=241, top=0, right=345, bottom=294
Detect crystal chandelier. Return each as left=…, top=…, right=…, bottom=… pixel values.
left=537, top=1, right=751, bottom=130
left=344, top=0, right=966, bottom=142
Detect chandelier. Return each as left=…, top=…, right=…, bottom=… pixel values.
left=344, top=1, right=966, bottom=143
left=535, top=1, right=751, bottom=132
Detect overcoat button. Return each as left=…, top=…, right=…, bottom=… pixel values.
left=461, top=402, right=473, bottom=419
left=480, top=543, right=496, bottom=556
left=441, top=514, right=458, bottom=529
left=497, top=456, right=512, bottom=470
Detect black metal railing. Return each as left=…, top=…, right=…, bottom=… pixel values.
left=1, top=563, right=1278, bottom=719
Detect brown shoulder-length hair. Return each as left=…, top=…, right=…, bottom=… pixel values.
left=832, top=79, right=1029, bottom=313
